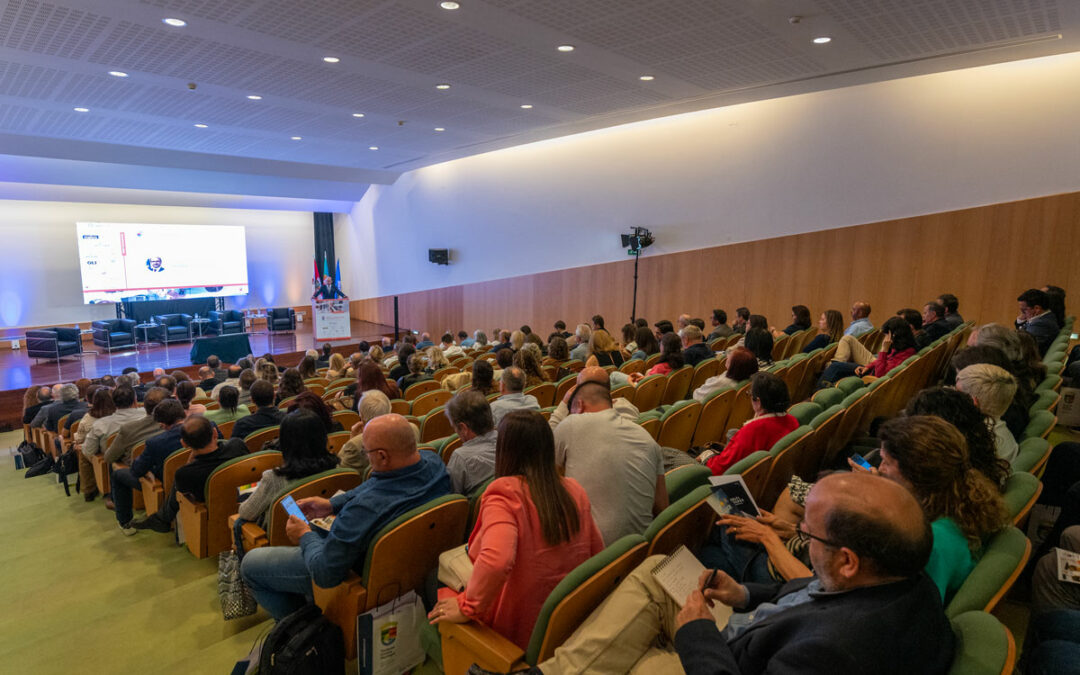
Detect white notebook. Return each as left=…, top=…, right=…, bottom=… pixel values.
left=651, top=545, right=730, bottom=623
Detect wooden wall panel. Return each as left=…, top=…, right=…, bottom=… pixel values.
left=349, top=191, right=1080, bottom=337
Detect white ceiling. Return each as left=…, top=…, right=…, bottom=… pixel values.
left=0, top=0, right=1077, bottom=202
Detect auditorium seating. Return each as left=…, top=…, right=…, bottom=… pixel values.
left=91, top=318, right=136, bottom=351
left=25, top=326, right=83, bottom=361
left=208, top=309, right=245, bottom=335
left=149, top=313, right=193, bottom=343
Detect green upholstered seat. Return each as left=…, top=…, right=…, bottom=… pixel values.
left=665, top=464, right=713, bottom=502
left=1001, top=471, right=1040, bottom=523
left=947, top=611, right=1014, bottom=675
left=1011, top=438, right=1050, bottom=474
left=835, top=376, right=865, bottom=394
left=810, top=404, right=844, bottom=429
left=811, top=387, right=845, bottom=408
left=1022, top=410, right=1056, bottom=440
left=945, top=527, right=1030, bottom=619
left=787, top=402, right=823, bottom=426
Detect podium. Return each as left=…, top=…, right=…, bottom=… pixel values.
left=312, top=300, right=351, bottom=341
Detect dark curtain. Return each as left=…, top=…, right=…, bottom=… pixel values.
left=314, top=212, right=336, bottom=284
left=122, top=298, right=216, bottom=324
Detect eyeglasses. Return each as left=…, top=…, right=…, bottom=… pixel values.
left=797, top=521, right=844, bottom=549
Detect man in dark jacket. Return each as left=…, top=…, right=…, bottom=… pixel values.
left=230, top=380, right=284, bottom=439
left=917, top=301, right=953, bottom=348
left=520, top=472, right=954, bottom=675
left=22, top=386, right=52, bottom=425
left=1016, top=288, right=1059, bottom=356
left=111, top=399, right=187, bottom=534
left=681, top=325, right=714, bottom=367
left=30, top=383, right=84, bottom=432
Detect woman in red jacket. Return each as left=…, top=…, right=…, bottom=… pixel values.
left=856, top=316, right=918, bottom=378
left=428, top=410, right=604, bottom=649
left=700, top=372, right=799, bottom=475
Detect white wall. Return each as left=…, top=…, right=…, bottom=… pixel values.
left=0, top=200, right=313, bottom=328
left=340, top=50, right=1080, bottom=299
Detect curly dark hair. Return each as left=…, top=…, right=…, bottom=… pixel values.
left=905, top=387, right=1010, bottom=488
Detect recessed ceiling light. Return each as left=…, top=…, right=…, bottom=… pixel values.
left=108, top=70, right=128, bottom=78
left=639, top=75, right=655, bottom=81
left=323, top=56, right=340, bottom=63
left=813, top=36, right=832, bottom=44
left=247, top=94, right=262, bottom=100
left=520, top=104, right=533, bottom=109
left=291, top=136, right=302, bottom=140
left=194, top=123, right=208, bottom=128
left=368, top=146, right=378, bottom=150
left=434, top=127, right=445, bottom=132
left=73, top=107, right=89, bottom=112
left=440, top=1, right=460, bottom=9
left=435, top=83, right=451, bottom=90
left=162, top=17, right=186, bottom=27
left=351, top=112, right=365, bottom=118
left=557, top=44, right=575, bottom=52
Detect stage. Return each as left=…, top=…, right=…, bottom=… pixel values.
left=0, top=318, right=397, bottom=431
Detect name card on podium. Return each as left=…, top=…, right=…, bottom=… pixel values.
left=313, top=300, right=350, bottom=341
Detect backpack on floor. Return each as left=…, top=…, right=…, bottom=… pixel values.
left=17, top=440, right=46, bottom=470
left=259, top=604, right=344, bottom=675
left=53, top=450, right=80, bottom=496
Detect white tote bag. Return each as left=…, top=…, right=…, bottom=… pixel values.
left=356, top=590, right=426, bottom=675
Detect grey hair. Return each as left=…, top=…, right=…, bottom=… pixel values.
left=60, top=383, right=79, bottom=402
left=501, top=366, right=525, bottom=392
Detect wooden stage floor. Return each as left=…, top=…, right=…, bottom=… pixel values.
left=0, top=319, right=395, bottom=430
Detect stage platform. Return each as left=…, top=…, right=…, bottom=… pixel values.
left=0, top=319, right=396, bottom=431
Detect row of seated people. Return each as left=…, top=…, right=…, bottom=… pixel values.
left=19, top=292, right=1073, bottom=672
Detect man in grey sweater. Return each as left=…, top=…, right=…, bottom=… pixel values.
left=103, top=387, right=170, bottom=464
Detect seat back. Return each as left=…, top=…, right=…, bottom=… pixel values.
left=327, top=431, right=351, bottom=454
left=412, top=389, right=453, bottom=417
left=420, top=406, right=455, bottom=443
left=554, top=374, right=577, bottom=404
left=644, top=485, right=714, bottom=557
left=264, top=468, right=363, bottom=545
left=691, top=387, right=736, bottom=447
left=723, top=451, right=771, bottom=504
left=610, top=384, right=636, bottom=405
left=947, top=611, right=1015, bottom=675
left=1022, top=410, right=1056, bottom=440
left=759, top=426, right=814, bottom=508
left=526, top=535, right=649, bottom=665
left=945, top=527, right=1030, bottom=619
left=633, top=374, right=666, bottom=413
left=390, top=398, right=411, bottom=416
left=204, top=451, right=283, bottom=557
left=1011, top=437, right=1052, bottom=476
left=619, top=358, right=646, bottom=375
left=1002, top=472, right=1042, bottom=526
left=361, top=495, right=469, bottom=610
left=724, top=382, right=755, bottom=431
left=332, top=410, right=361, bottom=430
left=657, top=400, right=703, bottom=452
left=689, top=358, right=721, bottom=395
left=524, top=382, right=556, bottom=408
left=244, top=425, right=281, bottom=453
left=644, top=353, right=662, bottom=369
left=216, top=419, right=236, bottom=439
left=563, top=359, right=585, bottom=373
left=664, top=463, right=713, bottom=502
left=660, top=366, right=694, bottom=406
left=404, top=380, right=441, bottom=400
left=163, top=448, right=192, bottom=497
left=787, top=401, right=823, bottom=426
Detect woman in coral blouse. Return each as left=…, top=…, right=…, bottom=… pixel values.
left=427, top=410, right=604, bottom=649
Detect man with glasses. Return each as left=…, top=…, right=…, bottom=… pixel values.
left=240, top=414, right=449, bottom=620
left=491, top=472, right=954, bottom=674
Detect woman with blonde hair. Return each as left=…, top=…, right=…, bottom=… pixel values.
left=585, top=329, right=625, bottom=368
left=256, top=360, right=279, bottom=386
left=368, top=345, right=384, bottom=364
left=509, top=330, right=526, bottom=352
left=426, top=345, right=451, bottom=372
left=802, top=309, right=845, bottom=353
left=326, top=352, right=347, bottom=380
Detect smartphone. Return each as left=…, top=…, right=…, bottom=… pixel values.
left=851, top=453, right=874, bottom=471
left=281, top=495, right=308, bottom=523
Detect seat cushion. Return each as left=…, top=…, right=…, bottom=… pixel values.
left=110, top=331, right=133, bottom=341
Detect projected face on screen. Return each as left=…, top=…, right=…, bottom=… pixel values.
left=76, top=222, right=249, bottom=305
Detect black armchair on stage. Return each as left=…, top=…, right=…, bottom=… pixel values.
left=150, top=313, right=194, bottom=343
left=26, top=327, right=83, bottom=361
left=208, top=309, right=245, bottom=335
left=91, top=319, right=136, bottom=351
left=267, top=307, right=296, bottom=333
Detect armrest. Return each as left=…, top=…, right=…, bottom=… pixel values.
left=118, top=319, right=136, bottom=331
left=91, top=320, right=113, bottom=330
left=25, top=330, right=56, bottom=339
left=54, top=327, right=80, bottom=340
left=227, top=514, right=269, bottom=550
left=151, top=315, right=166, bottom=324
left=439, top=620, right=526, bottom=672
left=179, top=314, right=193, bottom=323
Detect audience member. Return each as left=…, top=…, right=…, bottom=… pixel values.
left=203, top=385, right=249, bottom=426
left=416, top=332, right=435, bottom=349
left=1043, top=284, right=1067, bottom=329
left=102, top=387, right=170, bottom=469
left=569, top=324, right=591, bottom=362
left=954, top=364, right=1020, bottom=464
left=680, top=325, right=714, bottom=367
left=230, top=380, right=284, bottom=439
left=490, top=367, right=540, bottom=426
left=553, top=320, right=572, bottom=341
left=490, top=330, right=513, bottom=354
left=692, top=347, right=759, bottom=402
left=802, top=309, right=844, bottom=353
left=1016, top=288, right=1058, bottom=356
left=241, top=415, right=450, bottom=620
left=82, top=386, right=142, bottom=458
left=399, top=353, right=434, bottom=392
left=458, top=330, right=476, bottom=348
left=743, top=327, right=774, bottom=369
left=426, top=345, right=452, bottom=372
left=325, top=353, right=347, bottom=380
left=731, top=307, right=750, bottom=334
left=897, top=307, right=923, bottom=333
left=206, top=355, right=226, bottom=380
left=844, top=301, right=874, bottom=337
left=21, top=385, right=52, bottom=425
left=196, top=366, right=219, bottom=395
left=514, top=346, right=547, bottom=386
left=619, top=323, right=637, bottom=354
left=771, top=304, right=812, bottom=337
left=74, top=388, right=117, bottom=500
left=918, top=301, right=952, bottom=347
left=823, top=315, right=915, bottom=383
left=951, top=342, right=1032, bottom=439
left=592, top=314, right=605, bottom=332
left=546, top=336, right=570, bottom=365
left=549, top=367, right=638, bottom=429
left=938, top=293, right=964, bottom=328
left=465, top=359, right=497, bottom=396
left=647, top=332, right=685, bottom=376
left=275, top=368, right=306, bottom=404
left=707, top=309, right=733, bottom=341
left=296, top=355, right=319, bottom=380
left=338, top=390, right=393, bottom=473
left=553, top=381, right=667, bottom=544
left=444, top=390, right=498, bottom=494
left=630, top=327, right=660, bottom=361
left=584, top=329, right=625, bottom=368
left=30, top=382, right=84, bottom=432
left=211, top=365, right=243, bottom=399
left=473, top=330, right=490, bottom=350
left=388, top=344, right=414, bottom=383
left=698, top=372, right=797, bottom=475
left=237, top=368, right=257, bottom=405
left=429, top=411, right=604, bottom=648
left=440, top=332, right=464, bottom=359
left=495, top=348, right=514, bottom=372
left=112, top=399, right=187, bottom=534
left=287, top=391, right=344, bottom=432
left=176, top=380, right=206, bottom=417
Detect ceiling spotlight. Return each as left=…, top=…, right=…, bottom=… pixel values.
left=291, top=136, right=302, bottom=140
left=440, top=1, right=460, bottom=9
left=323, top=56, right=340, bottom=63
left=108, top=70, right=129, bottom=78
left=435, top=83, right=451, bottom=90
left=247, top=94, right=262, bottom=100
left=368, top=146, right=379, bottom=150
left=194, top=123, right=208, bottom=128
left=73, top=107, right=89, bottom=112
left=557, top=44, right=575, bottom=52
left=434, top=127, right=445, bottom=131
left=162, top=17, right=187, bottom=27
left=352, top=112, right=365, bottom=118
left=813, top=36, right=832, bottom=44
left=520, top=104, right=533, bottom=109
left=639, top=75, right=654, bottom=81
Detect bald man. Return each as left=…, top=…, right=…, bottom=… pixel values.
left=547, top=366, right=640, bottom=430
left=505, top=473, right=953, bottom=674
left=844, top=301, right=874, bottom=338
left=241, top=414, right=450, bottom=621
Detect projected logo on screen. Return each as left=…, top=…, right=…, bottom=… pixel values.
left=75, top=222, right=249, bottom=305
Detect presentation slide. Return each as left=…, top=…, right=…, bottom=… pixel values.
left=76, top=222, right=249, bottom=304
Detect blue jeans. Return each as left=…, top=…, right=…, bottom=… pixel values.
left=1023, top=610, right=1080, bottom=674
left=111, top=467, right=142, bottom=525
left=699, top=525, right=773, bottom=584
left=241, top=546, right=314, bottom=621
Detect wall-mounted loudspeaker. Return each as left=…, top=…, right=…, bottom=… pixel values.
left=428, top=248, right=449, bottom=265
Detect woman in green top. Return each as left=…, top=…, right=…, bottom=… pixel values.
left=875, top=415, right=1008, bottom=603
left=204, top=385, right=250, bottom=425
